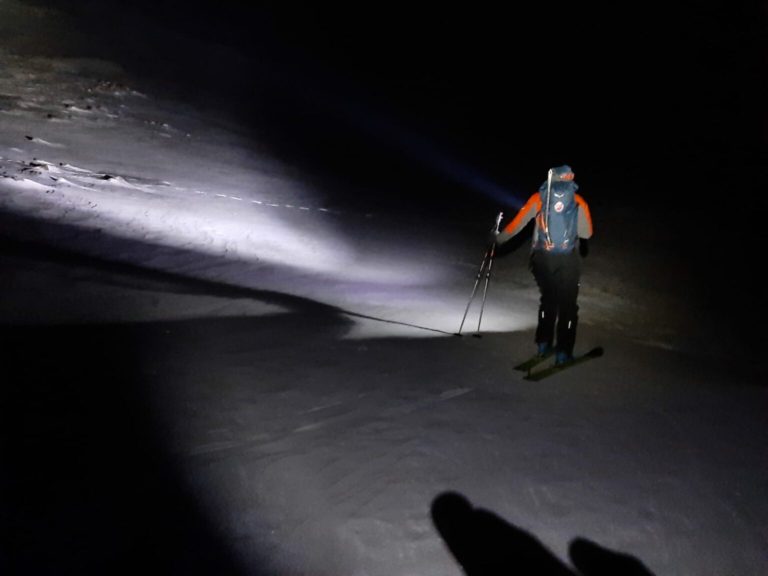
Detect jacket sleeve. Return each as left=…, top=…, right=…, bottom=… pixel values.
left=575, top=194, right=593, bottom=239
left=496, top=193, right=540, bottom=244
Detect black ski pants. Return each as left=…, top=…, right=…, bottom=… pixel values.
left=530, top=249, right=581, bottom=356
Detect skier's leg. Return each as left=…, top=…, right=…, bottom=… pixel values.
left=531, top=252, right=557, bottom=352
left=554, top=251, right=581, bottom=357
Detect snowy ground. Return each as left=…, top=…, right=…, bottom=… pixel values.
left=3, top=2, right=767, bottom=575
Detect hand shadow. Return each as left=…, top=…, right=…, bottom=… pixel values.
left=431, top=491, right=655, bottom=576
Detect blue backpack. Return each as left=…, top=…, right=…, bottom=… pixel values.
left=534, top=179, right=579, bottom=253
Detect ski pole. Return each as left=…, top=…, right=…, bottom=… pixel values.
left=455, top=245, right=492, bottom=337
left=455, top=212, right=503, bottom=337
left=473, top=211, right=503, bottom=338
left=543, top=168, right=554, bottom=249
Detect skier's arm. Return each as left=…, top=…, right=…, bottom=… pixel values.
left=496, top=193, right=541, bottom=244
left=575, top=194, right=593, bottom=239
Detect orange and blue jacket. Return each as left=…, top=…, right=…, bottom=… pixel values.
left=496, top=191, right=593, bottom=252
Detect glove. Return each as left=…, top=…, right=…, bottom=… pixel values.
left=579, top=238, right=589, bottom=258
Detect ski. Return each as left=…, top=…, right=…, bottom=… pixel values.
left=523, top=347, right=604, bottom=381
left=514, top=350, right=554, bottom=372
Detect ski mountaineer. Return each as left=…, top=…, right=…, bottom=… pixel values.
left=491, top=164, right=593, bottom=365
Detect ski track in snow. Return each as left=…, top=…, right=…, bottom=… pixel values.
left=1, top=156, right=343, bottom=215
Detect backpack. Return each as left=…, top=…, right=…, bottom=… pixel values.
left=534, top=180, right=579, bottom=253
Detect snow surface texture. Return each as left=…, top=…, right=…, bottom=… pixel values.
left=2, top=2, right=767, bottom=576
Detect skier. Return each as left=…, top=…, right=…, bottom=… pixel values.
left=492, top=165, right=593, bottom=365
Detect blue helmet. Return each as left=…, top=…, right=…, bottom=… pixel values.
left=551, top=165, right=574, bottom=180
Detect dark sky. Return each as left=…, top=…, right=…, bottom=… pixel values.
left=28, top=1, right=768, bottom=211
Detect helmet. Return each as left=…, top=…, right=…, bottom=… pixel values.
left=551, top=164, right=574, bottom=181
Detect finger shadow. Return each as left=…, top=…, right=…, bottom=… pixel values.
left=431, top=491, right=573, bottom=576
left=569, top=538, right=655, bottom=576
left=431, top=491, right=657, bottom=576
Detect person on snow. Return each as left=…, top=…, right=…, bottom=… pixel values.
left=491, top=164, right=593, bottom=365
